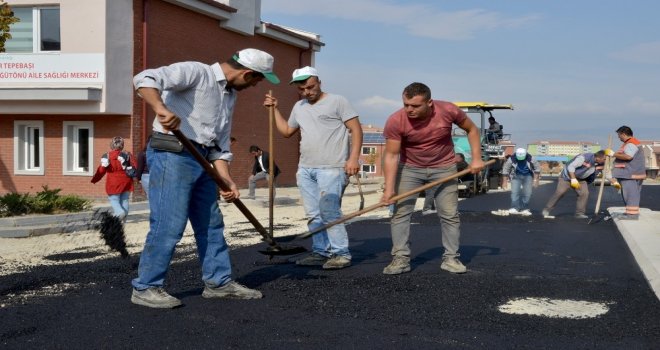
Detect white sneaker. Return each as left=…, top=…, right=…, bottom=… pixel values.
left=519, top=209, right=532, bottom=216
left=422, top=209, right=437, bottom=216
left=440, top=257, right=467, bottom=274
left=508, top=208, right=520, bottom=215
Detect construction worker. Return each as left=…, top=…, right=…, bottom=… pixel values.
left=380, top=82, right=484, bottom=275
left=501, top=148, right=540, bottom=216
left=542, top=150, right=607, bottom=219
left=607, top=126, right=646, bottom=220
left=130, top=48, right=280, bottom=309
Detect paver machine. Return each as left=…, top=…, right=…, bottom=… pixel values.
left=452, top=102, right=514, bottom=196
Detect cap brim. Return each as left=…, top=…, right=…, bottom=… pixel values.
left=289, top=74, right=312, bottom=84
left=264, top=72, right=280, bottom=84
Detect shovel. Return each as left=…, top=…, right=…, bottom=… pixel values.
left=589, top=135, right=612, bottom=224
left=298, top=159, right=495, bottom=239
left=355, top=174, right=365, bottom=210
left=171, top=129, right=306, bottom=256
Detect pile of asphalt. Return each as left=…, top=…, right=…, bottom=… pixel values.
left=1, top=184, right=659, bottom=349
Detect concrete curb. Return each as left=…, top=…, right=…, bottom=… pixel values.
left=610, top=207, right=660, bottom=301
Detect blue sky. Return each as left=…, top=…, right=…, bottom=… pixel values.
left=261, top=0, right=660, bottom=148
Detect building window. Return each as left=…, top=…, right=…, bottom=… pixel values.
left=4, top=7, right=60, bottom=53
left=362, top=164, right=375, bottom=173
left=14, top=121, right=45, bottom=175
left=361, top=146, right=376, bottom=155
left=63, top=122, right=94, bottom=175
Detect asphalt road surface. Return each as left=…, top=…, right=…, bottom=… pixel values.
left=2, top=181, right=659, bottom=349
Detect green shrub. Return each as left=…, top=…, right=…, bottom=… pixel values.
left=0, top=192, right=31, bottom=217
left=0, top=186, right=91, bottom=216
left=56, top=195, right=91, bottom=212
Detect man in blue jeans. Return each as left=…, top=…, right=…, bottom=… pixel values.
left=130, top=48, right=280, bottom=309
left=501, top=148, right=540, bottom=216
left=381, top=82, right=484, bottom=275
left=264, top=66, right=363, bottom=270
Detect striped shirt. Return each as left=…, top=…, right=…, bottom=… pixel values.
left=133, top=61, right=235, bottom=162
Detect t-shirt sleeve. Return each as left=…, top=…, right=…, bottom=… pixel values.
left=288, top=103, right=300, bottom=129
left=451, top=104, right=468, bottom=125
left=336, top=95, right=359, bottom=122
left=383, top=112, right=403, bottom=141
left=623, top=143, right=639, bottom=157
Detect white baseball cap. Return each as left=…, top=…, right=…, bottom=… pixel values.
left=515, top=147, right=527, bottom=160
left=290, top=66, right=319, bottom=84
left=233, top=48, right=280, bottom=84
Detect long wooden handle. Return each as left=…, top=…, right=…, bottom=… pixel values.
left=171, top=129, right=278, bottom=247
left=298, top=159, right=495, bottom=239
left=355, top=174, right=365, bottom=210
left=594, top=135, right=613, bottom=214
left=268, top=90, right=275, bottom=237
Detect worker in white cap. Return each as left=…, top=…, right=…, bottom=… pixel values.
left=264, top=66, right=363, bottom=270
left=501, top=148, right=541, bottom=215
left=130, top=48, right=280, bottom=309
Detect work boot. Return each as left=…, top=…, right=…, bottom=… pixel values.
left=131, top=287, right=182, bottom=309
left=383, top=256, right=411, bottom=275
left=202, top=281, right=263, bottom=299
left=440, top=257, right=467, bottom=274
left=322, top=255, right=351, bottom=270
left=296, top=252, right=329, bottom=266
left=574, top=214, right=589, bottom=219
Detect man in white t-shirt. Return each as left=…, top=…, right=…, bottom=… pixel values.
left=263, top=66, right=363, bottom=270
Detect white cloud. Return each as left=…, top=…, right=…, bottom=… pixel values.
left=359, top=95, right=402, bottom=109
left=609, top=41, right=660, bottom=64
left=263, top=0, right=539, bottom=40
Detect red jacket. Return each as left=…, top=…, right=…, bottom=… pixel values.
left=91, top=149, right=135, bottom=195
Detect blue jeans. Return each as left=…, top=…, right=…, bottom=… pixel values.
left=132, top=144, right=231, bottom=290
left=391, top=164, right=460, bottom=258
left=108, top=192, right=130, bottom=221
left=297, top=167, right=350, bottom=258
left=510, top=175, right=533, bottom=211
left=141, top=173, right=150, bottom=198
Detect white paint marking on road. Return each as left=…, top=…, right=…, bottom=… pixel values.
left=498, top=297, right=611, bottom=319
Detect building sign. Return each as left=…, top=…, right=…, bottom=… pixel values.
left=0, top=54, right=104, bottom=83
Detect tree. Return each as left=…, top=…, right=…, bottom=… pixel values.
left=366, top=148, right=377, bottom=173
left=0, top=0, right=20, bottom=53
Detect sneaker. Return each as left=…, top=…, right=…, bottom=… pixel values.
left=131, top=287, right=182, bottom=309
left=322, top=255, right=351, bottom=270
left=202, top=281, right=262, bottom=299
left=440, top=257, right=467, bottom=274
left=519, top=209, right=532, bottom=216
left=542, top=209, right=551, bottom=218
left=574, top=214, right=589, bottom=219
left=508, top=208, right=520, bottom=215
left=616, top=213, right=639, bottom=220
left=296, top=252, right=329, bottom=266
left=422, top=209, right=437, bottom=216
left=383, top=256, right=411, bottom=275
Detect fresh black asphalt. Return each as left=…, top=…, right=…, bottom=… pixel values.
left=1, top=181, right=659, bottom=349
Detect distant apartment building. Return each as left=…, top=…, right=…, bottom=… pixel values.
left=0, top=0, right=323, bottom=199
left=359, top=124, right=385, bottom=178
left=528, top=141, right=601, bottom=160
